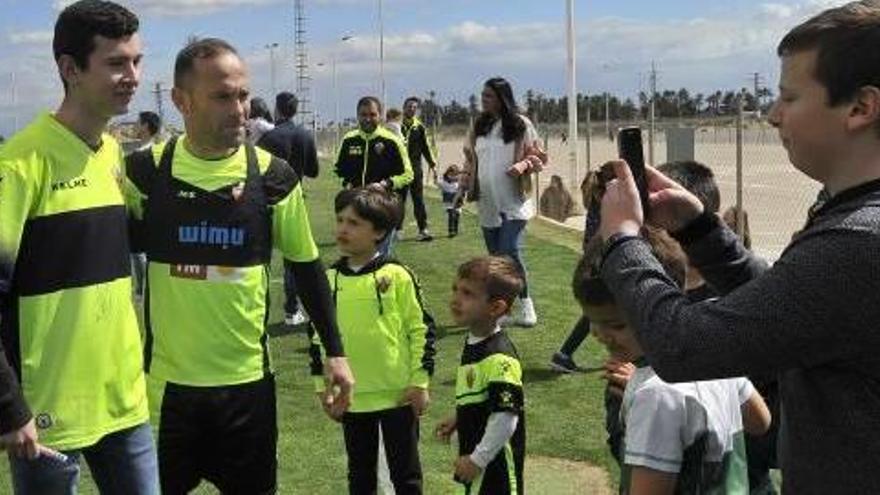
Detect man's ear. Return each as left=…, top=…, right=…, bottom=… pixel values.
left=57, top=54, right=81, bottom=91
left=846, top=85, right=880, bottom=133
left=171, top=86, right=191, bottom=117
left=375, top=228, right=389, bottom=244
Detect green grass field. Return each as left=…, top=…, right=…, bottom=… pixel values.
left=0, top=167, right=618, bottom=494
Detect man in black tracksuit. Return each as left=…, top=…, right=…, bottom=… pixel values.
left=258, top=91, right=320, bottom=326
left=400, top=97, right=437, bottom=241
left=335, top=96, right=413, bottom=256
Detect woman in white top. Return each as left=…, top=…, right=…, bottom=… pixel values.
left=462, top=77, right=547, bottom=326
left=246, top=97, right=275, bottom=145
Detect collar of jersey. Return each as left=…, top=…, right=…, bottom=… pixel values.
left=331, top=253, right=392, bottom=275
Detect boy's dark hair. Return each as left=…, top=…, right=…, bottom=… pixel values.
left=357, top=96, right=383, bottom=113
left=386, top=108, right=403, bottom=121
left=138, top=111, right=161, bottom=136
left=334, top=185, right=401, bottom=236
left=457, top=256, right=524, bottom=308
left=54, top=0, right=139, bottom=87
left=573, top=227, right=686, bottom=307
left=657, top=161, right=721, bottom=213
left=778, top=1, right=880, bottom=109
left=404, top=96, right=420, bottom=106
left=174, top=38, right=239, bottom=89
left=275, top=92, right=298, bottom=119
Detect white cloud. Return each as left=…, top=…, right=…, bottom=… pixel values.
left=54, top=0, right=283, bottom=17
left=8, top=30, right=54, bottom=45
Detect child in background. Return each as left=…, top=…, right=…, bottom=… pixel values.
left=437, top=165, right=463, bottom=237
left=436, top=256, right=526, bottom=495
left=311, top=185, right=437, bottom=495
left=573, top=229, right=771, bottom=495
left=385, top=107, right=404, bottom=139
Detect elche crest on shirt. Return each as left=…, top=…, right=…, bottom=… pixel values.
left=466, top=366, right=476, bottom=389
left=373, top=142, right=385, bottom=155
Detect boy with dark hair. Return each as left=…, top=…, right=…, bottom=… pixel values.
left=0, top=1, right=159, bottom=493
left=311, top=185, right=436, bottom=495
left=597, top=3, right=880, bottom=490
left=436, top=256, right=526, bottom=495
left=575, top=230, right=771, bottom=495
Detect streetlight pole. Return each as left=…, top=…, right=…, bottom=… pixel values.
left=335, top=36, right=355, bottom=155
left=265, top=42, right=279, bottom=97
left=10, top=72, right=17, bottom=133
left=378, top=0, right=385, bottom=106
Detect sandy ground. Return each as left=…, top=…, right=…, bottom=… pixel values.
left=525, top=455, right=615, bottom=495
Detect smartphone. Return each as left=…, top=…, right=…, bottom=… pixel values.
left=617, top=126, right=650, bottom=214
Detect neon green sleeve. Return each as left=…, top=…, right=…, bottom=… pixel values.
left=273, top=184, right=320, bottom=262
left=396, top=268, right=434, bottom=388
left=0, top=159, right=36, bottom=296
left=389, top=135, right=414, bottom=190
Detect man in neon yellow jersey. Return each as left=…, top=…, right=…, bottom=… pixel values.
left=125, top=38, right=354, bottom=494
left=0, top=1, right=158, bottom=493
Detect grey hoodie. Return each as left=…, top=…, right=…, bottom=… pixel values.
left=601, top=180, right=880, bottom=494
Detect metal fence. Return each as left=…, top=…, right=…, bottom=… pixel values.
left=314, top=111, right=818, bottom=261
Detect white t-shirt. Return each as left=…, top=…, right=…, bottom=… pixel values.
left=474, top=116, right=538, bottom=228
left=620, top=366, right=754, bottom=494
left=246, top=118, right=275, bottom=145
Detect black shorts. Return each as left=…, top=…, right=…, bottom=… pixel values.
left=153, top=374, right=277, bottom=495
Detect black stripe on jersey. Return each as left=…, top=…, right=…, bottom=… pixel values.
left=126, top=149, right=158, bottom=196
left=460, top=331, right=520, bottom=366
left=262, top=156, right=301, bottom=205
left=14, top=205, right=131, bottom=296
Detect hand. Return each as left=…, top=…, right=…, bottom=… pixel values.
left=643, top=165, right=705, bottom=232
left=316, top=391, right=341, bottom=422
left=0, top=418, right=40, bottom=460
left=324, top=357, right=355, bottom=420
left=598, top=160, right=644, bottom=241
left=435, top=415, right=457, bottom=443
left=525, top=143, right=548, bottom=164
left=400, top=387, right=430, bottom=417
left=506, top=160, right=529, bottom=177
left=454, top=455, right=482, bottom=483
left=603, top=359, right=636, bottom=398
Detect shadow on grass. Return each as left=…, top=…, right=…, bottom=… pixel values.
left=267, top=322, right=311, bottom=338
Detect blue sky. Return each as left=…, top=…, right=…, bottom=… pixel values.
left=0, top=0, right=849, bottom=136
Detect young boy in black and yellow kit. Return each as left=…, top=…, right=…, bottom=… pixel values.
left=436, top=256, right=526, bottom=495
left=311, top=185, right=436, bottom=495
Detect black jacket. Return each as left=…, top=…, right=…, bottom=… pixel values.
left=402, top=117, right=436, bottom=170
left=334, top=127, right=413, bottom=190
left=258, top=120, right=319, bottom=178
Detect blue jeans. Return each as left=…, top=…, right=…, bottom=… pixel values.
left=481, top=217, right=529, bottom=298
left=9, top=422, right=159, bottom=495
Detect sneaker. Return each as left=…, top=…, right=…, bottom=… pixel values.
left=417, top=230, right=434, bottom=242
left=550, top=352, right=578, bottom=373
left=285, top=309, right=309, bottom=326
left=518, top=297, right=538, bottom=327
